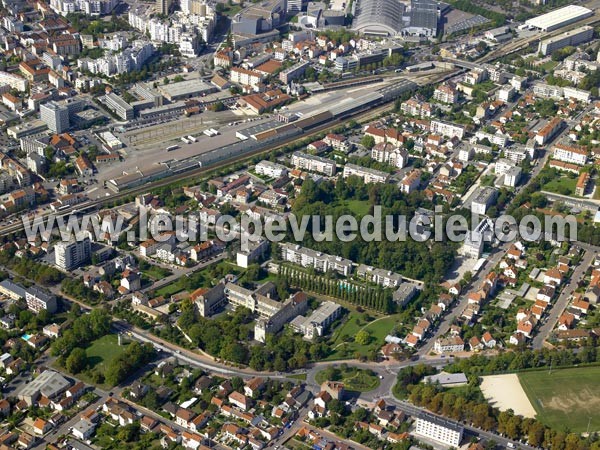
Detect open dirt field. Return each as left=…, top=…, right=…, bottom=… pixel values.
left=480, top=374, right=537, bottom=418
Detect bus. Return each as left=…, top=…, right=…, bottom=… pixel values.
left=166, top=145, right=179, bottom=152
left=181, top=137, right=190, bottom=144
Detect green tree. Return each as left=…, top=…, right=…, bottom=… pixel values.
left=65, top=347, right=87, bottom=374
left=360, top=135, right=375, bottom=150
left=355, top=329, right=371, bottom=345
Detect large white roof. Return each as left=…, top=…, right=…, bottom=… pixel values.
left=525, top=5, right=592, bottom=31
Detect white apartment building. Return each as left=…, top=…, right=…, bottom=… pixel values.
left=280, top=243, right=353, bottom=276
left=371, top=144, right=408, bottom=169
left=415, top=413, right=464, bottom=447
left=343, top=163, right=388, bottom=184
left=54, top=235, right=91, bottom=270
left=552, top=144, right=588, bottom=165
left=505, top=147, right=529, bottom=164
left=495, top=158, right=516, bottom=176
left=0, top=71, right=28, bottom=92
left=433, top=84, right=458, bottom=104
left=356, top=264, right=402, bottom=288
left=471, top=187, right=498, bottom=215
left=291, top=152, right=336, bottom=176
left=503, top=166, right=522, bottom=188
left=475, top=130, right=509, bottom=147
left=400, top=169, right=421, bottom=194
left=230, top=67, right=264, bottom=89
left=400, top=98, right=432, bottom=118
left=535, top=118, right=563, bottom=146
left=433, top=336, right=465, bottom=354
left=430, top=120, right=465, bottom=140
left=255, top=160, right=288, bottom=178
left=498, top=84, right=516, bottom=102
left=290, top=301, right=342, bottom=339
left=26, top=287, right=58, bottom=314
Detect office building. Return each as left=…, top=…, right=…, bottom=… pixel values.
left=54, top=235, right=91, bottom=270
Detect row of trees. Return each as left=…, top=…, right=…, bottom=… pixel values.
left=445, top=346, right=600, bottom=376
left=396, top=359, right=600, bottom=449
left=291, top=177, right=456, bottom=283
left=278, top=265, right=393, bottom=313
left=408, top=382, right=597, bottom=450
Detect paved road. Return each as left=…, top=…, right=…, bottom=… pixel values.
left=532, top=248, right=595, bottom=349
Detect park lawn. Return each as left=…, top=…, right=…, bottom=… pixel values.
left=155, top=279, right=186, bottom=297
left=325, top=313, right=401, bottom=361
left=542, top=176, right=577, bottom=196
left=86, top=334, right=127, bottom=372
left=144, top=265, right=172, bottom=280
left=315, top=366, right=380, bottom=392
left=343, top=199, right=371, bottom=216
left=518, top=366, right=600, bottom=433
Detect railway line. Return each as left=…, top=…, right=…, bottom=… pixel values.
left=1, top=70, right=456, bottom=239
left=479, top=12, right=600, bottom=63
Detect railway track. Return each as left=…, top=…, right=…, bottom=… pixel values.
left=0, top=70, right=456, bottom=239
left=479, top=13, right=600, bottom=63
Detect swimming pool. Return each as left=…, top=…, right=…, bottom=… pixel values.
left=21, top=334, right=31, bottom=341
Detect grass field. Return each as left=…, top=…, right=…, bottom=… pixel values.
left=315, top=366, right=380, bottom=392
left=86, top=334, right=127, bottom=372
left=518, top=367, right=600, bottom=433
left=325, top=312, right=401, bottom=360
left=542, top=176, right=577, bottom=196
left=342, top=200, right=371, bottom=216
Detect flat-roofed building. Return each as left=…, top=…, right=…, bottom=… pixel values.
left=524, top=5, right=592, bottom=32
left=343, top=163, right=389, bottom=184
left=103, top=93, right=134, bottom=120
left=290, top=301, right=342, bottom=339
left=18, top=370, right=70, bottom=406
left=538, top=25, right=593, bottom=56
left=415, top=412, right=464, bottom=447
left=291, top=151, right=336, bottom=176
left=25, top=287, right=57, bottom=314
left=280, top=242, right=353, bottom=276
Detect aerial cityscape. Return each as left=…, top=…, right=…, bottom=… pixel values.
left=0, top=0, right=598, bottom=448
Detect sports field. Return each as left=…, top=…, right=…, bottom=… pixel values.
left=518, top=367, right=600, bottom=433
